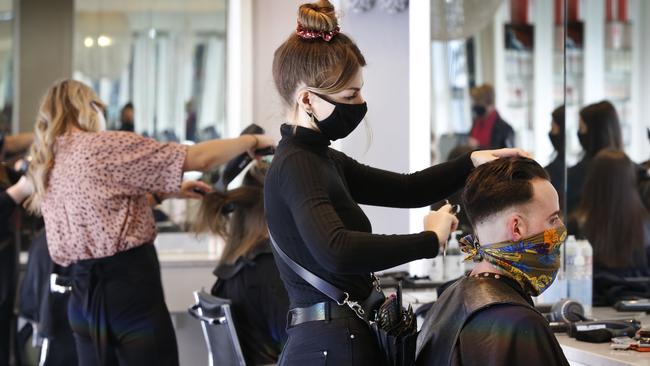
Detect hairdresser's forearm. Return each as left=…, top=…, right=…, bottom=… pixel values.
left=4, top=133, right=34, bottom=154
left=183, top=136, right=256, bottom=172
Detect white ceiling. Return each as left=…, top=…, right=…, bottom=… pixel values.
left=0, top=0, right=227, bottom=16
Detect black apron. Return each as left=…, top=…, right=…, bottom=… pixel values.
left=416, top=276, right=535, bottom=365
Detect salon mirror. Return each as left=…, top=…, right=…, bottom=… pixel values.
left=563, top=0, right=650, bottom=231
left=73, top=0, right=227, bottom=143
left=430, top=0, right=566, bottom=208
left=0, top=0, right=12, bottom=136
left=73, top=0, right=227, bottom=232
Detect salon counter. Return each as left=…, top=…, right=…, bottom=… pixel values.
left=556, top=308, right=650, bottom=366
left=155, top=232, right=219, bottom=366
left=399, top=287, right=650, bottom=366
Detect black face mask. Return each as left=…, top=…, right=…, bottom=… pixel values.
left=312, top=93, right=368, bottom=141
left=548, top=132, right=563, bottom=152
left=472, top=105, right=487, bottom=118
left=577, top=131, right=589, bottom=151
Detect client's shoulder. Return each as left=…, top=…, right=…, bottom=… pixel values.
left=466, top=302, right=545, bottom=329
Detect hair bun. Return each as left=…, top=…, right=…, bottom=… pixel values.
left=298, top=0, right=338, bottom=33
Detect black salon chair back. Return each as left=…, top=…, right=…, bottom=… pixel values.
left=189, top=290, right=246, bottom=366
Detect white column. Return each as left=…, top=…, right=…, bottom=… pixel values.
left=409, top=0, right=432, bottom=235
left=532, top=0, right=555, bottom=164
left=226, top=0, right=253, bottom=137
left=630, top=0, right=650, bottom=162
left=582, top=0, right=605, bottom=104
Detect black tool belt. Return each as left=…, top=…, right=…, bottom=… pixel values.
left=288, top=301, right=357, bottom=327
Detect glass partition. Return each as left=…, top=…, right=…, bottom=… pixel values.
left=564, top=0, right=650, bottom=224
left=430, top=0, right=564, bottom=171
left=73, top=0, right=227, bottom=142
left=0, top=0, right=12, bottom=136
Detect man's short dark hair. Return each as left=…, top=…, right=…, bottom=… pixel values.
left=462, top=157, right=550, bottom=226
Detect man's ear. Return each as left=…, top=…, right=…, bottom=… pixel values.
left=295, top=89, right=313, bottom=114
left=506, top=213, right=526, bottom=242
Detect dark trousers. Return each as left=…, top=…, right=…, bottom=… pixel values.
left=67, top=244, right=179, bottom=366
left=279, top=315, right=385, bottom=366
left=0, top=298, right=10, bottom=366
left=0, top=243, right=15, bottom=366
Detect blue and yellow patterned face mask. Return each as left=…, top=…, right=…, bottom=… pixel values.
left=459, top=226, right=568, bottom=296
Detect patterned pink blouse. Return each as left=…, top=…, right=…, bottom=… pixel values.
left=41, top=131, right=188, bottom=266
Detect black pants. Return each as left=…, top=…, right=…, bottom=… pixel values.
left=279, top=315, right=385, bottom=366
left=67, top=244, right=179, bottom=366
left=0, top=243, right=15, bottom=366
left=0, top=297, right=11, bottom=366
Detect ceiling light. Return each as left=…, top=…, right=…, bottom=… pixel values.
left=97, top=35, right=112, bottom=47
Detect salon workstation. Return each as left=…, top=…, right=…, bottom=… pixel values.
left=1, top=0, right=650, bottom=365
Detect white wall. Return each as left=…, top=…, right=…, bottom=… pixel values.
left=251, top=0, right=297, bottom=141
left=338, top=7, right=411, bottom=238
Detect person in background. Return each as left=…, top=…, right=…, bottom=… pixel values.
left=545, top=106, right=565, bottom=199
left=25, top=79, right=274, bottom=366
left=569, top=149, right=650, bottom=304
left=19, top=179, right=207, bottom=366
left=194, top=161, right=288, bottom=365
left=118, top=102, right=134, bottom=132
left=0, top=173, right=33, bottom=366
left=468, top=83, right=514, bottom=149
left=266, top=1, right=528, bottom=364
left=417, top=157, right=568, bottom=366
left=641, top=127, right=650, bottom=169
left=566, top=101, right=622, bottom=215
left=640, top=128, right=650, bottom=210
left=185, top=100, right=197, bottom=141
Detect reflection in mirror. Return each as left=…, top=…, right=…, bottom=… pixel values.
left=0, top=0, right=11, bottom=136
left=73, top=0, right=227, bottom=143
left=431, top=0, right=564, bottom=167
left=564, top=0, right=650, bottom=308
left=564, top=0, right=650, bottom=223
left=431, top=0, right=565, bottom=203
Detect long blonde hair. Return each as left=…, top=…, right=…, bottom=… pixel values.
left=25, top=79, right=106, bottom=214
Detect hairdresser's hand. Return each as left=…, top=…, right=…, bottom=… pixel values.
left=423, top=204, right=459, bottom=250
left=6, top=176, right=34, bottom=204
left=173, top=180, right=212, bottom=200
left=246, top=134, right=276, bottom=158
left=470, top=148, right=531, bottom=167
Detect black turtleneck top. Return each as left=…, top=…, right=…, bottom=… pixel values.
left=264, top=124, right=475, bottom=308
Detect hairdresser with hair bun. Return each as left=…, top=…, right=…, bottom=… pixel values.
left=265, top=1, right=529, bottom=364
left=195, top=160, right=288, bottom=365
left=25, top=79, right=275, bottom=366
